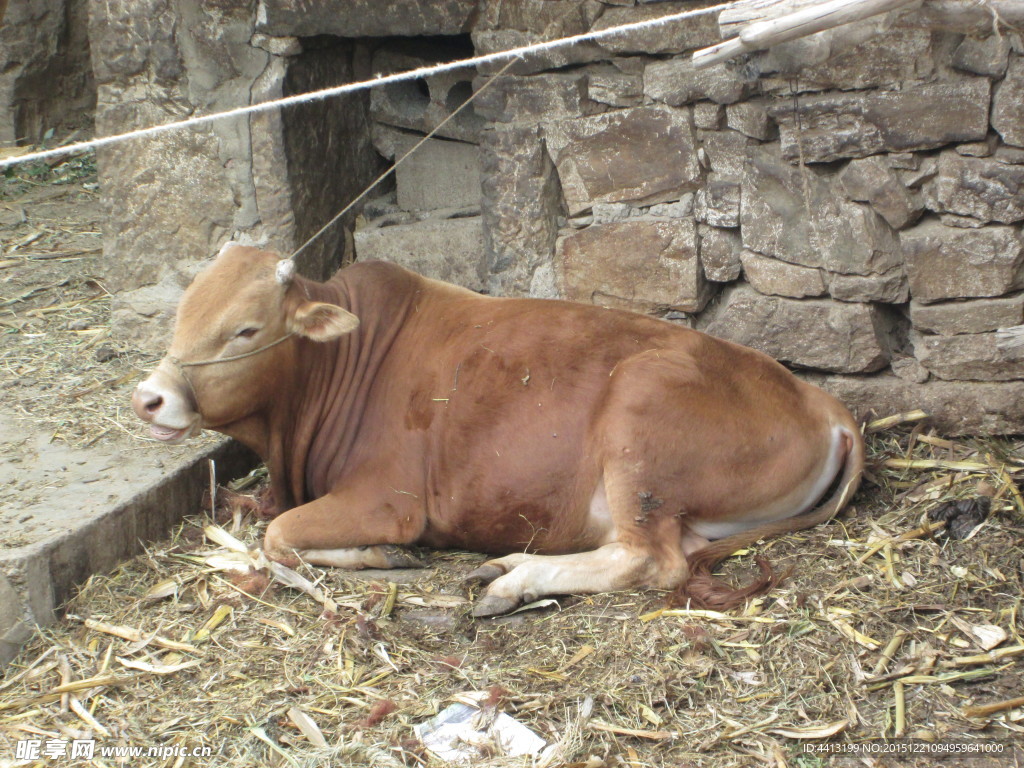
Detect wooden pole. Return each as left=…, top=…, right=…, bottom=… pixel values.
left=742, top=0, right=920, bottom=46
left=693, top=0, right=920, bottom=69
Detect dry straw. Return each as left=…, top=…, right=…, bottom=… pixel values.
left=2, top=412, right=1023, bottom=765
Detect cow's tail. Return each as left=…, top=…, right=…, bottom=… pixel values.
left=671, top=424, right=864, bottom=611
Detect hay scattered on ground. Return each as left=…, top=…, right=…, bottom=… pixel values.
left=2, top=416, right=1023, bottom=767
left=0, top=150, right=158, bottom=448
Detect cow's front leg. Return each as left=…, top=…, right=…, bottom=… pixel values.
left=264, top=493, right=425, bottom=569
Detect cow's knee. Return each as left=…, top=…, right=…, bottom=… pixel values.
left=263, top=516, right=293, bottom=561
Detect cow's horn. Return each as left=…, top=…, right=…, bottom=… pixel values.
left=217, top=240, right=240, bottom=257
left=275, top=258, right=296, bottom=285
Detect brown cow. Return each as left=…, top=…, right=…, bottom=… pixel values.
left=133, top=243, right=864, bottom=616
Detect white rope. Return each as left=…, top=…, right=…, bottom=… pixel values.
left=0, top=1, right=741, bottom=171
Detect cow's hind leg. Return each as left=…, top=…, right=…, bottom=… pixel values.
left=468, top=476, right=689, bottom=617
left=467, top=542, right=673, bottom=617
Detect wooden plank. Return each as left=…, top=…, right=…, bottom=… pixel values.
left=719, top=0, right=817, bottom=37
left=693, top=0, right=918, bottom=68
left=740, top=0, right=919, bottom=47
left=691, top=37, right=749, bottom=69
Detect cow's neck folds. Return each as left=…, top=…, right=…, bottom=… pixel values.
left=262, top=271, right=415, bottom=509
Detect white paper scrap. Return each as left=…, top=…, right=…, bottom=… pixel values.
left=414, top=703, right=547, bottom=764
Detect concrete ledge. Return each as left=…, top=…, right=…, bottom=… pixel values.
left=0, top=436, right=256, bottom=667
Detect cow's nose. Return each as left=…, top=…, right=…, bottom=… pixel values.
left=131, top=384, right=163, bottom=422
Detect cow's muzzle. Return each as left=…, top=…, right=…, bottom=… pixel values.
left=132, top=364, right=201, bottom=444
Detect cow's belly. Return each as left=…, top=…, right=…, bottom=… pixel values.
left=413, top=353, right=610, bottom=553
left=421, top=468, right=599, bottom=555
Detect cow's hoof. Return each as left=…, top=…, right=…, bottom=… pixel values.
left=472, top=595, right=519, bottom=617
left=379, top=545, right=426, bottom=569
left=464, top=563, right=505, bottom=585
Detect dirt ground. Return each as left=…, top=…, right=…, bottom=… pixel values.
left=1, top=150, right=1023, bottom=768
left=0, top=150, right=150, bottom=446
left=0, top=150, right=206, bottom=552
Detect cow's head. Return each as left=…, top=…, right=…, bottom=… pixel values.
left=132, top=243, right=359, bottom=444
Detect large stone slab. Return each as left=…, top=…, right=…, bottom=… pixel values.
left=694, top=102, right=725, bottom=130
left=838, top=155, right=923, bottom=230
left=725, top=102, right=773, bottom=141
left=544, top=105, right=700, bottom=215
left=827, top=268, right=908, bottom=304
left=757, top=27, right=937, bottom=94
left=0, top=406, right=254, bottom=667
left=257, top=0, right=476, bottom=36
left=901, top=220, right=1024, bottom=303
left=769, top=79, right=991, bottom=163
left=992, top=55, right=1024, bottom=147
left=909, top=294, right=1024, bottom=335
left=741, top=145, right=902, bottom=276
left=472, top=0, right=604, bottom=75
left=911, top=330, right=1024, bottom=381
left=90, top=0, right=264, bottom=315
left=480, top=125, right=563, bottom=296
left=91, top=2, right=383, bottom=349
left=392, top=136, right=481, bottom=212
left=96, top=130, right=239, bottom=298
left=369, top=45, right=484, bottom=144
left=930, top=150, right=1024, bottom=224
left=644, top=58, right=748, bottom=106
left=953, top=34, right=1012, bottom=77
left=904, top=2, right=1024, bottom=35
left=740, top=250, right=826, bottom=299
left=354, top=216, right=487, bottom=292
left=586, top=61, right=644, bottom=108
left=698, top=225, right=742, bottom=283
left=591, top=1, right=721, bottom=55
left=0, top=0, right=94, bottom=145
left=705, top=284, right=893, bottom=373
left=472, top=71, right=605, bottom=124
left=556, top=218, right=713, bottom=314
left=805, top=373, right=1024, bottom=436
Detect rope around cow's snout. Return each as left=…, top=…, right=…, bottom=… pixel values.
left=164, top=331, right=297, bottom=414
left=172, top=332, right=298, bottom=368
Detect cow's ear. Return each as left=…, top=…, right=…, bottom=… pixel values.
left=290, top=301, right=359, bottom=341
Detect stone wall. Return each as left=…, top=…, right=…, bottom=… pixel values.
left=346, top=1, right=1024, bottom=434
left=84, top=0, right=1024, bottom=433
left=89, top=0, right=384, bottom=346
left=0, top=0, right=94, bottom=146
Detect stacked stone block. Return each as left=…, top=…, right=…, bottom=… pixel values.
left=88, top=0, right=383, bottom=347
left=463, top=1, right=1024, bottom=434
left=352, top=41, right=488, bottom=292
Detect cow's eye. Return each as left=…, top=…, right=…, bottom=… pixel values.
left=236, top=327, right=260, bottom=339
